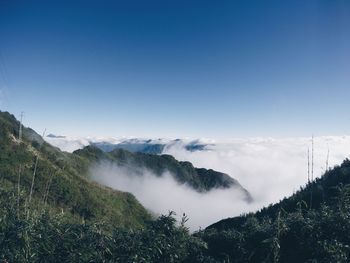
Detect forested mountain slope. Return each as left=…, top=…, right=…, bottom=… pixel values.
left=75, top=145, right=251, bottom=199
left=200, top=159, right=350, bottom=262
left=0, top=111, right=150, bottom=229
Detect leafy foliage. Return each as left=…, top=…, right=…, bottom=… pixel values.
left=0, top=111, right=150, bottom=229
left=0, top=187, right=212, bottom=263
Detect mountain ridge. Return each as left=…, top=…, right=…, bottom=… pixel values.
left=74, top=145, right=252, bottom=200
left=0, top=111, right=151, bottom=229
left=45, top=135, right=212, bottom=154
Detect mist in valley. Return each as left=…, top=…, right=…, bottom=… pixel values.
left=90, top=162, right=259, bottom=231
left=87, top=136, right=350, bottom=230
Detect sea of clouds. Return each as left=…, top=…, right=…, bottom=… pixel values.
left=163, top=137, right=350, bottom=207
left=46, top=135, right=350, bottom=230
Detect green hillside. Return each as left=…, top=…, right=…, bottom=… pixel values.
left=3, top=110, right=350, bottom=262
left=0, top=109, right=250, bottom=231
left=199, top=159, right=350, bottom=262
left=2, top=138, right=350, bottom=262
left=74, top=145, right=251, bottom=199
left=0, top=111, right=150, bottom=229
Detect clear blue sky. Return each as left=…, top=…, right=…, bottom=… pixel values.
left=0, top=0, right=349, bottom=138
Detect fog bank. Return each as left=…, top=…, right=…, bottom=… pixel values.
left=163, top=136, right=350, bottom=206
left=90, top=162, right=258, bottom=231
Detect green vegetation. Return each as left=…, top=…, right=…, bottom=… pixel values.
left=2, top=159, right=350, bottom=262
left=0, top=111, right=150, bottom=229
left=0, top=187, right=212, bottom=263
left=0, top=109, right=248, bottom=231
left=200, top=159, right=350, bottom=262
left=2, top=110, right=350, bottom=262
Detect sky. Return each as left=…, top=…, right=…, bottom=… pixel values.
left=0, top=0, right=349, bottom=138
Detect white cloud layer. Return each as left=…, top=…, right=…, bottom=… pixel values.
left=46, top=135, right=350, bottom=229
left=90, top=162, right=259, bottom=231
left=163, top=136, right=350, bottom=206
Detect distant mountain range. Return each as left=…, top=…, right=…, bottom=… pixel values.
left=92, top=138, right=211, bottom=154
left=45, top=134, right=213, bottom=154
